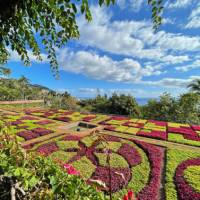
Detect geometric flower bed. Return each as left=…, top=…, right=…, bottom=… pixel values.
left=0, top=111, right=56, bottom=141
left=24, top=133, right=200, bottom=200
left=1, top=108, right=200, bottom=147
left=31, top=135, right=164, bottom=199
left=1, top=108, right=200, bottom=200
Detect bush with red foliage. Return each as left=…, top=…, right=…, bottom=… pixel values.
left=118, top=143, right=142, bottom=167
left=134, top=140, right=164, bottom=200
left=37, top=142, right=59, bottom=156
left=175, top=158, right=200, bottom=200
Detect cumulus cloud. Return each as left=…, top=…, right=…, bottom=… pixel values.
left=57, top=48, right=163, bottom=83
left=166, top=0, right=193, bottom=9
left=185, top=4, right=200, bottom=29
left=117, top=0, right=144, bottom=12
left=8, top=49, right=48, bottom=64
left=77, top=6, right=198, bottom=64
left=175, top=60, right=200, bottom=72
left=142, top=76, right=200, bottom=88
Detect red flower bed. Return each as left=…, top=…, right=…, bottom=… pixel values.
left=83, top=116, right=96, bottom=122
left=134, top=140, right=164, bottom=200
left=175, top=158, right=200, bottom=200
left=191, top=125, right=200, bottom=131
left=102, top=135, right=121, bottom=142
left=111, top=116, right=129, bottom=121
left=16, top=125, right=29, bottom=129
left=32, top=128, right=54, bottom=136
left=20, top=116, right=39, bottom=120
left=168, top=127, right=200, bottom=141
left=88, top=166, right=131, bottom=193
left=98, top=118, right=112, bottom=125
left=62, top=135, right=81, bottom=141
left=17, top=131, right=39, bottom=140
left=137, top=130, right=167, bottom=140
left=118, top=143, right=142, bottom=167
left=53, top=116, right=70, bottom=122
left=104, top=125, right=116, bottom=131
left=184, top=134, right=200, bottom=141
left=148, top=120, right=167, bottom=126
left=168, top=127, right=195, bottom=135
left=10, top=120, right=23, bottom=125
left=34, top=120, right=53, bottom=125
left=40, top=113, right=54, bottom=117
left=122, top=122, right=144, bottom=128
left=37, top=142, right=59, bottom=156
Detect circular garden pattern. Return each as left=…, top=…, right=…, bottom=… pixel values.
left=35, top=135, right=164, bottom=199
left=175, top=158, right=200, bottom=200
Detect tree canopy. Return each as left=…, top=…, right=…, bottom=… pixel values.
left=0, top=0, right=163, bottom=77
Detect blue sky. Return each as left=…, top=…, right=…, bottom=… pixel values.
left=6, top=0, right=200, bottom=99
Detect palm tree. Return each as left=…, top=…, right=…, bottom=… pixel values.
left=187, top=79, right=200, bottom=94
left=0, top=66, right=11, bottom=77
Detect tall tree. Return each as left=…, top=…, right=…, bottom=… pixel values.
left=0, top=0, right=163, bottom=77
left=187, top=79, right=200, bottom=95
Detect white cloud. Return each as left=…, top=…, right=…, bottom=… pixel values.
left=142, top=76, right=200, bottom=88
left=162, top=18, right=175, bottom=25
left=167, top=0, right=193, bottom=9
left=175, top=60, right=200, bottom=72
left=117, top=0, right=144, bottom=12
left=78, top=6, right=198, bottom=64
left=8, top=49, right=48, bottom=64
left=57, top=48, right=163, bottom=83
left=185, top=5, right=200, bottom=29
